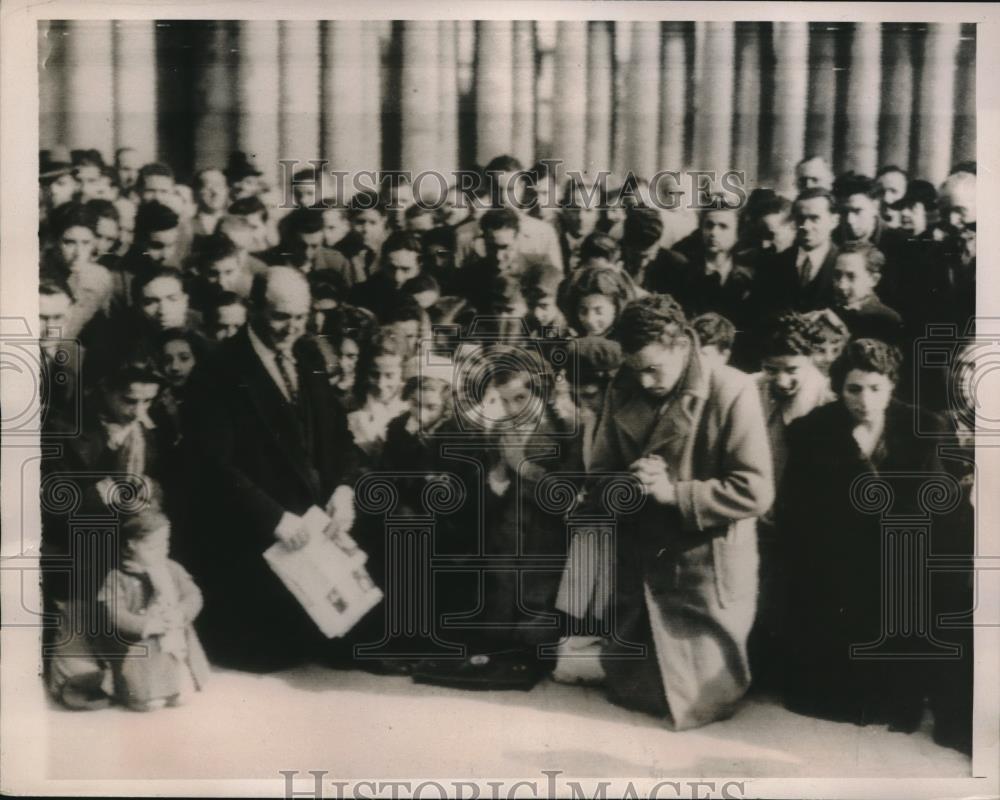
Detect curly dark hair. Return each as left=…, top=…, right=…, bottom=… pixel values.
left=829, top=338, right=902, bottom=394
left=610, top=294, right=688, bottom=355
left=759, top=312, right=822, bottom=359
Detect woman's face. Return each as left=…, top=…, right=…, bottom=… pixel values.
left=841, top=368, right=894, bottom=425
left=369, top=354, right=403, bottom=401
left=338, top=338, right=360, bottom=377
left=59, top=225, right=96, bottom=268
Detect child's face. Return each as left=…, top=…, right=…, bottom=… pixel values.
left=161, top=339, right=196, bottom=388
left=370, top=354, right=403, bottom=401
left=529, top=293, right=559, bottom=327
left=833, top=253, right=878, bottom=308
left=578, top=294, right=617, bottom=337
left=412, top=386, right=447, bottom=430
left=352, top=209, right=387, bottom=249
left=127, top=525, right=170, bottom=567
left=213, top=303, right=246, bottom=340
left=338, top=338, right=359, bottom=376
left=495, top=374, right=538, bottom=428
left=699, top=344, right=731, bottom=368
left=762, top=354, right=814, bottom=401
left=812, top=339, right=844, bottom=376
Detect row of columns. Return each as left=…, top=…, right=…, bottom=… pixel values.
left=41, top=20, right=975, bottom=191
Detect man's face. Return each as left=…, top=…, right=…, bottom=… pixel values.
left=256, top=276, right=310, bottom=352
left=197, top=170, right=229, bottom=213
left=49, top=174, right=79, bottom=207
left=759, top=212, right=796, bottom=254
left=39, top=292, right=72, bottom=340
left=94, top=216, right=119, bottom=256
left=296, top=230, right=324, bottom=266
left=238, top=213, right=269, bottom=250
left=338, top=337, right=359, bottom=376
left=116, top=150, right=141, bottom=191
left=293, top=183, right=318, bottom=209
left=351, top=209, right=387, bottom=250
left=496, top=374, right=536, bottom=424
left=392, top=320, right=421, bottom=358
left=833, top=252, right=879, bottom=307
left=140, top=174, right=175, bottom=205
left=207, top=256, right=245, bottom=293
left=76, top=166, right=103, bottom=202
left=578, top=294, right=617, bottom=337
left=795, top=158, right=833, bottom=193
left=842, top=193, right=879, bottom=240
left=700, top=209, right=738, bottom=255
left=841, top=368, right=894, bottom=424
left=385, top=249, right=421, bottom=289
left=941, top=184, right=976, bottom=233
left=59, top=225, right=96, bottom=268
left=529, top=293, right=559, bottom=327
left=795, top=197, right=838, bottom=250
left=899, top=202, right=927, bottom=237
left=484, top=226, right=518, bottom=269
left=877, top=171, right=907, bottom=205
left=160, top=339, right=196, bottom=388
left=762, top=354, right=814, bottom=401
left=624, top=336, right=691, bottom=399
left=323, top=209, right=349, bottom=247
left=140, top=276, right=188, bottom=330
left=145, top=227, right=179, bottom=264
left=213, top=303, right=246, bottom=340
left=106, top=381, right=159, bottom=425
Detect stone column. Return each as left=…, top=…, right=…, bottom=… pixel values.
left=733, top=22, right=762, bottom=185
left=236, top=21, right=281, bottom=187
left=843, top=23, right=882, bottom=176
left=38, top=21, right=62, bottom=152
left=951, top=23, right=976, bottom=170
left=914, top=23, right=961, bottom=185
left=278, top=22, right=321, bottom=170
left=64, top=21, right=115, bottom=161
left=586, top=21, right=613, bottom=174
left=534, top=23, right=556, bottom=161
left=626, top=21, right=661, bottom=178
left=611, top=22, right=632, bottom=176
left=553, top=21, right=588, bottom=177
left=805, top=22, right=837, bottom=167
left=399, top=21, right=442, bottom=175
left=321, top=21, right=365, bottom=186
left=361, top=22, right=383, bottom=181
left=475, top=21, right=514, bottom=165
left=111, top=21, right=158, bottom=163
left=659, top=23, right=687, bottom=172
left=878, top=24, right=915, bottom=171
left=693, top=22, right=735, bottom=173
left=193, top=21, right=236, bottom=171
left=438, top=21, right=460, bottom=176
left=511, top=21, right=536, bottom=167
left=771, top=22, right=809, bottom=194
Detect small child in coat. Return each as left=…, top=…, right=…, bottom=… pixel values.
left=98, top=508, right=209, bottom=711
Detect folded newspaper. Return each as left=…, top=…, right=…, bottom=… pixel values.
left=263, top=506, right=382, bottom=638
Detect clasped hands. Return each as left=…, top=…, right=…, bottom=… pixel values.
left=630, top=454, right=677, bottom=505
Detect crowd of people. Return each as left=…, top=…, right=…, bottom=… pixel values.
left=37, top=143, right=976, bottom=754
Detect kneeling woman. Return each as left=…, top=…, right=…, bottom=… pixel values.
left=591, top=295, right=773, bottom=730
left=779, top=338, right=947, bottom=728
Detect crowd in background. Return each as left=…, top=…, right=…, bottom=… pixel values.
left=37, top=143, right=976, bottom=754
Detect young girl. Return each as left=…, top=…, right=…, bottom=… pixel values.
left=559, top=264, right=633, bottom=338
left=98, top=508, right=209, bottom=711
left=347, top=329, right=410, bottom=463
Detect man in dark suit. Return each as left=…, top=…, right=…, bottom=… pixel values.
left=757, top=188, right=841, bottom=315
left=183, top=266, right=362, bottom=671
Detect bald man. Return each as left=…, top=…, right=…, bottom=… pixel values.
left=184, top=266, right=362, bottom=671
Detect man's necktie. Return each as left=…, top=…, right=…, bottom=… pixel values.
left=273, top=350, right=299, bottom=404
left=800, top=254, right=813, bottom=288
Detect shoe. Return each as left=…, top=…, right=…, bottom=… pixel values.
left=412, top=649, right=547, bottom=691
